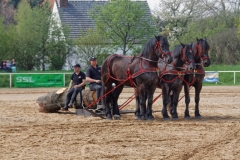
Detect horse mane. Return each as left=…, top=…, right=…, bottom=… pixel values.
left=198, top=38, right=210, bottom=50
left=172, top=44, right=192, bottom=60
left=141, top=38, right=156, bottom=57
left=172, top=44, right=182, bottom=57
left=141, top=36, right=169, bottom=58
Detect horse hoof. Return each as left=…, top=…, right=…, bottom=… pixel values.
left=113, top=115, right=121, bottom=120
left=135, top=115, right=140, bottom=120
left=172, top=117, right=178, bottom=120
left=185, top=116, right=191, bottom=119
left=172, top=115, right=178, bottom=119
left=106, top=114, right=112, bottom=120
left=140, top=116, right=147, bottom=121
left=195, top=115, right=202, bottom=119
left=164, top=117, right=171, bottom=121
left=147, top=115, right=155, bottom=121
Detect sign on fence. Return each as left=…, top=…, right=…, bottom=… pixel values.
left=14, top=74, right=64, bottom=87
left=203, top=72, right=219, bottom=83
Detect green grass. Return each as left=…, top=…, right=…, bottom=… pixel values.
left=0, top=74, right=10, bottom=87
left=204, top=64, right=240, bottom=71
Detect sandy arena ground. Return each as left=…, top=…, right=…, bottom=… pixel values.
left=0, top=86, right=240, bottom=160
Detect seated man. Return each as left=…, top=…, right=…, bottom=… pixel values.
left=86, top=57, right=102, bottom=106
left=61, top=64, right=86, bottom=111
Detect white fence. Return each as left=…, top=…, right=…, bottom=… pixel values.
left=0, top=71, right=240, bottom=88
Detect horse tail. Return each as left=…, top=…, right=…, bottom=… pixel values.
left=101, top=81, right=106, bottom=109
left=101, top=57, right=109, bottom=109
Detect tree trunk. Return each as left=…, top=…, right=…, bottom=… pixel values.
left=41, top=50, right=45, bottom=71
left=36, top=88, right=97, bottom=113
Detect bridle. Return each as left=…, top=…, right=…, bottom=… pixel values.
left=154, top=41, right=172, bottom=59
left=196, top=43, right=210, bottom=62
left=181, top=48, right=195, bottom=65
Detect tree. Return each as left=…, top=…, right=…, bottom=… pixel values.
left=0, top=18, right=15, bottom=61
left=47, top=23, right=72, bottom=70
left=15, top=1, right=37, bottom=70
left=90, top=0, right=156, bottom=55
left=15, top=1, right=72, bottom=70
left=32, top=3, right=53, bottom=71
left=153, top=0, right=240, bottom=64
left=0, top=0, right=15, bottom=25
left=74, top=28, right=111, bottom=69
left=210, top=28, right=240, bottom=64
left=153, top=0, right=201, bottom=41
left=29, top=0, right=44, bottom=8
left=8, top=0, right=43, bottom=8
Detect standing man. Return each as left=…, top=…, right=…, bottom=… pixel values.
left=61, top=64, right=86, bottom=111
left=86, top=57, right=102, bottom=106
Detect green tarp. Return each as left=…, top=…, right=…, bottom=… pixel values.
left=14, top=74, right=64, bottom=87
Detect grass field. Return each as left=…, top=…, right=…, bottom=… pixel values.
left=0, top=64, right=239, bottom=87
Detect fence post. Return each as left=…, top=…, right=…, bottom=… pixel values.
left=234, top=71, right=236, bottom=85
left=10, top=73, right=12, bottom=88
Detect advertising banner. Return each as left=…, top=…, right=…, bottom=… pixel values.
left=203, top=72, right=219, bottom=83
left=14, top=74, right=64, bottom=87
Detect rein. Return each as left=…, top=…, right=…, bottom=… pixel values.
left=196, top=44, right=210, bottom=61
left=104, top=54, right=160, bottom=88
left=137, top=56, right=159, bottom=63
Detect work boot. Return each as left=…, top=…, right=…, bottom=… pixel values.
left=61, top=107, right=69, bottom=112
left=68, top=102, right=73, bottom=108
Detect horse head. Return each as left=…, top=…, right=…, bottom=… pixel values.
left=180, top=42, right=195, bottom=71
left=195, top=37, right=211, bottom=67
left=154, top=35, right=172, bottom=64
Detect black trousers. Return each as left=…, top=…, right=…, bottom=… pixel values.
left=64, top=87, right=83, bottom=109
left=89, top=83, right=102, bottom=104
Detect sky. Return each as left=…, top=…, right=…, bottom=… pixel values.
left=146, top=0, right=159, bottom=12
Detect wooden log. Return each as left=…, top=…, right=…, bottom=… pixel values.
left=36, top=88, right=97, bottom=113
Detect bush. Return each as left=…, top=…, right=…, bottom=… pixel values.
left=0, top=75, right=10, bottom=87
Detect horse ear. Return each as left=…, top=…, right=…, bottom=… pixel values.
left=190, top=42, right=193, bottom=47
left=204, top=36, right=207, bottom=41
left=180, top=42, right=185, bottom=48
left=155, top=35, right=160, bottom=41
left=196, top=37, right=200, bottom=44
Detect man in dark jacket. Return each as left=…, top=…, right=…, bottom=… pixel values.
left=61, top=64, right=86, bottom=111
left=86, top=57, right=102, bottom=105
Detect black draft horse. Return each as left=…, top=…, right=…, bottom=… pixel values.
left=183, top=38, right=211, bottom=118
left=101, top=36, right=172, bottom=120
left=158, top=43, right=195, bottom=119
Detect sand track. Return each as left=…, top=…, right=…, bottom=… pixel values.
left=0, top=86, right=240, bottom=159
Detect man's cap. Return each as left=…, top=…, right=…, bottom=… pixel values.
left=89, top=57, right=97, bottom=61
left=73, top=64, right=81, bottom=68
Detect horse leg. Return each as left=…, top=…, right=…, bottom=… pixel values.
left=161, top=84, right=170, bottom=120
left=194, top=83, right=202, bottom=118
left=167, top=91, right=173, bottom=112
left=139, top=88, right=147, bottom=120
left=103, top=84, right=113, bottom=120
left=135, top=95, right=140, bottom=119
left=170, top=86, right=182, bottom=119
left=184, top=84, right=191, bottom=118
left=112, top=85, right=124, bottom=120
left=146, top=88, right=156, bottom=120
